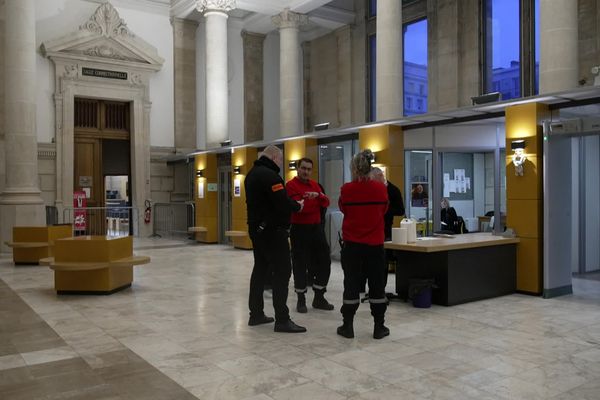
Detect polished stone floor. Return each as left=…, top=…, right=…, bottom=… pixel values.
left=1, top=238, right=599, bottom=400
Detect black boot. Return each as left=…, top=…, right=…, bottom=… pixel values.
left=337, top=319, right=354, bottom=338
left=373, top=321, right=390, bottom=339
left=274, top=319, right=307, bottom=333
left=312, top=290, right=334, bottom=311
left=248, top=314, right=274, bottom=326
left=296, top=293, right=307, bottom=313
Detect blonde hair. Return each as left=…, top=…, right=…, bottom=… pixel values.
left=260, top=145, right=282, bottom=160
left=369, top=167, right=386, bottom=184
left=351, top=149, right=374, bottom=181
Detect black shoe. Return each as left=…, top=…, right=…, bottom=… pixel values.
left=373, top=323, right=390, bottom=339
left=312, top=295, right=334, bottom=311
left=274, top=319, right=307, bottom=333
left=336, top=323, right=354, bottom=338
left=248, top=315, right=274, bottom=326
left=296, top=293, right=307, bottom=313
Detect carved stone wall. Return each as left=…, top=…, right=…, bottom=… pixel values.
left=578, top=0, right=600, bottom=86
left=306, top=24, right=359, bottom=130
left=173, top=18, right=198, bottom=151
left=428, top=0, right=480, bottom=112
left=242, top=31, right=265, bottom=143
left=41, top=2, right=164, bottom=237
left=0, top=17, right=5, bottom=195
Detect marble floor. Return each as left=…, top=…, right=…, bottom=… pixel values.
left=1, top=238, right=599, bottom=400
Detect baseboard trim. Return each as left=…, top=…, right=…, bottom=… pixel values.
left=543, top=285, right=573, bottom=299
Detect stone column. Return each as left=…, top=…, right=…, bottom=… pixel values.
left=272, top=8, right=308, bottom=137
left=242, top=31, right=265, bottom=143
left=197, top=0, right=236, bottom=148
left=172, top=18, right=199, bottom=151
left=0, top=0, right=45, bottom=252
left=376, top=0, right=402, bottom=120
left=539, top=0, right=578, bottom=93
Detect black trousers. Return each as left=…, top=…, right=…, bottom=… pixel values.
left=249, top=229, right=291, bottom=322
left=290, top=224, right=331, bottom=293
left=340, top=241, right=387, bottom=322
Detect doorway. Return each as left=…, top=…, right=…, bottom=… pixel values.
left=73, top=98, right=131, bottom=235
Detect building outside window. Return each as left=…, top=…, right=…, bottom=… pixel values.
left=483, top=0, right=520, bottom=100
left=403, top=18, right=428, bottom=116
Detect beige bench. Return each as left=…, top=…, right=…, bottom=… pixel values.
left=225, top=230, right=252, bottom=250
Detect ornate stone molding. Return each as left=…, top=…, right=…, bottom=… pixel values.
left=272, top=8, right=309, bottom=30
left=38, top=144, right=57, bottom=160
left=80, top=2, right=133, bottom=38
left=196, top=0, right=236, bottom=14
left=41, top=2, right=164, bottom=70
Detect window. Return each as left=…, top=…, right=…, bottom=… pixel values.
left=403, top=19, right=428, bottom=116
left=368, top=34, right=377, bottom=122
left=483, top=0, right=520, bottom=100
left=534, top=0, right=540, bottom=94
left=368, top=0, right=377, bottom=18
left=407, top=97, right=413, bottom=109
left=417, top=98, right=423, bottom=110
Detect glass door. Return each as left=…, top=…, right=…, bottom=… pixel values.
left=405, top=150, right=433, bottom=236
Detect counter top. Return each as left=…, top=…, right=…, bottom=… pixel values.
left=384, top=232, right=520, bottom=253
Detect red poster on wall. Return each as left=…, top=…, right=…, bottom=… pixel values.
left=73, top=191, right=87, bottom=231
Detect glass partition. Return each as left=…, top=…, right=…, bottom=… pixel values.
left=439, top=151, right=506, bottom=233
left=405, top=150, right=433, bottom=236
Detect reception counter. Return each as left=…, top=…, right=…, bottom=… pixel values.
left=385, top=233, right=519, bottom=305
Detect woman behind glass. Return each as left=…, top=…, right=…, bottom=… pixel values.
left=337, top=149, right=390, bottom=339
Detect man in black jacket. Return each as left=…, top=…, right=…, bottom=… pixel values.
left=245, top=145, right=306, bottom=333
left=370, top=168, right=405, bottom=241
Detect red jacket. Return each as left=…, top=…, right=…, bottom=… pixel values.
left=286, top=177, right=330, bottom=225
left=339, top=179, right=388, bottom=245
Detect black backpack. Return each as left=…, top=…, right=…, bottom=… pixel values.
left=454, top=216, right=469, bottom=234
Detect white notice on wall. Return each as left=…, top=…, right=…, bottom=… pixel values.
left=234, top=179, right=241, bottom=197
left=197, top=181, right=204, bottom=199
left=466, top=177, right=471, bottom=190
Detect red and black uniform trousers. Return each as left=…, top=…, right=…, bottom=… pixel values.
left=290, top=223, right=331, bottom=295
left=340, top=241, right=387, bottom=323
left=249, top=226, right=292, bottom=323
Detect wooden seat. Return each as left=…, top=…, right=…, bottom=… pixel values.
left=43, top=255, right=151, bottom=271
left=225, top=230, right=247, bottom=237
left=188, top=226, right=208, bottom=233
left=5, top=241, right=50, bottom=249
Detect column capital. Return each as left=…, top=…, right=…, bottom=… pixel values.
left=196, top=0, right=236, bottom=14
left=272, top=8, right=308, bottom=30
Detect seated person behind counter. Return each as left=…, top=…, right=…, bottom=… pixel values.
left=440, top=197, right=468, bottom=234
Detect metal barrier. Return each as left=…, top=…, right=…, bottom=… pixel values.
left=151, top=202, right=195, bottom=238
left=63, top=207, right=139, bottom=237
left=46, top=206, right=59, bottom=225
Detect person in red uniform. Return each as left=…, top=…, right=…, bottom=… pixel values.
left=337, top=149, right=390, bottom=339
left=286, top=158, right=334, bottom=313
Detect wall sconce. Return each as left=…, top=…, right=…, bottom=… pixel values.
left=511, top=140, right=526, bottom=176
left=233, top=166, right=241, bottom=175
left=288, top=160, right=298, bottom=170
left=196, top=169, right=204, bottom=178
left=220, top=139, right=232, bottom=147
left=314, top=122, right=330, bottom=131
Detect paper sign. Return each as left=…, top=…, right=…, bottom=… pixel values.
left=234, top=179, right=241, bottom=197
left=73, top=191, right=87, bottom=231
left=207, top=183, right=218, bottom=192
left=197, top=181, right=204, bottom=199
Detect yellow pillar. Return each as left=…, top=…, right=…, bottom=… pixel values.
left=359, top=125, right=405, bottom=226
left=230, top=147, right=257, bottom=249
left=505, top=103, right=549, bottom=294
left=194, top=154, right=218, bottom=243
left=283, top=138, right=319, bottom=183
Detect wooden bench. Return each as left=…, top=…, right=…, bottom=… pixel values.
left=225, top=230, right=252, bottom=250
left=45, top=235, right=151, bottom=294
left=6, top=225, right=72, bottom=265
left=41, top=255, right=150, bottom=271
left=188, top=226, right=208, bottom=233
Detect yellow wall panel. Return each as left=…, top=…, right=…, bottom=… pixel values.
left=505, top=155, right=542, bottom=200
left=506, top=199, right=542, bottom=239
left=194, top=153, right=218, bottom=243
left=515, top=237, right=542, bottom=294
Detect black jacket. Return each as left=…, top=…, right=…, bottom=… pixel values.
left=384, top=181, right=405, bottom=240
left=441, top=207, right=458, bottom=231
left=245, top=156, right=301, bottom=232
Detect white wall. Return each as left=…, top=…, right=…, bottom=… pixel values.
left=195, top=17, right=245, bottom=149
left=228, top=21, right=244, bottom=146
left=263, top=31, right=280, bottom=142
left=34, top=0, right=174, bottom=147
left=195, top=20, right=206, bottom=150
